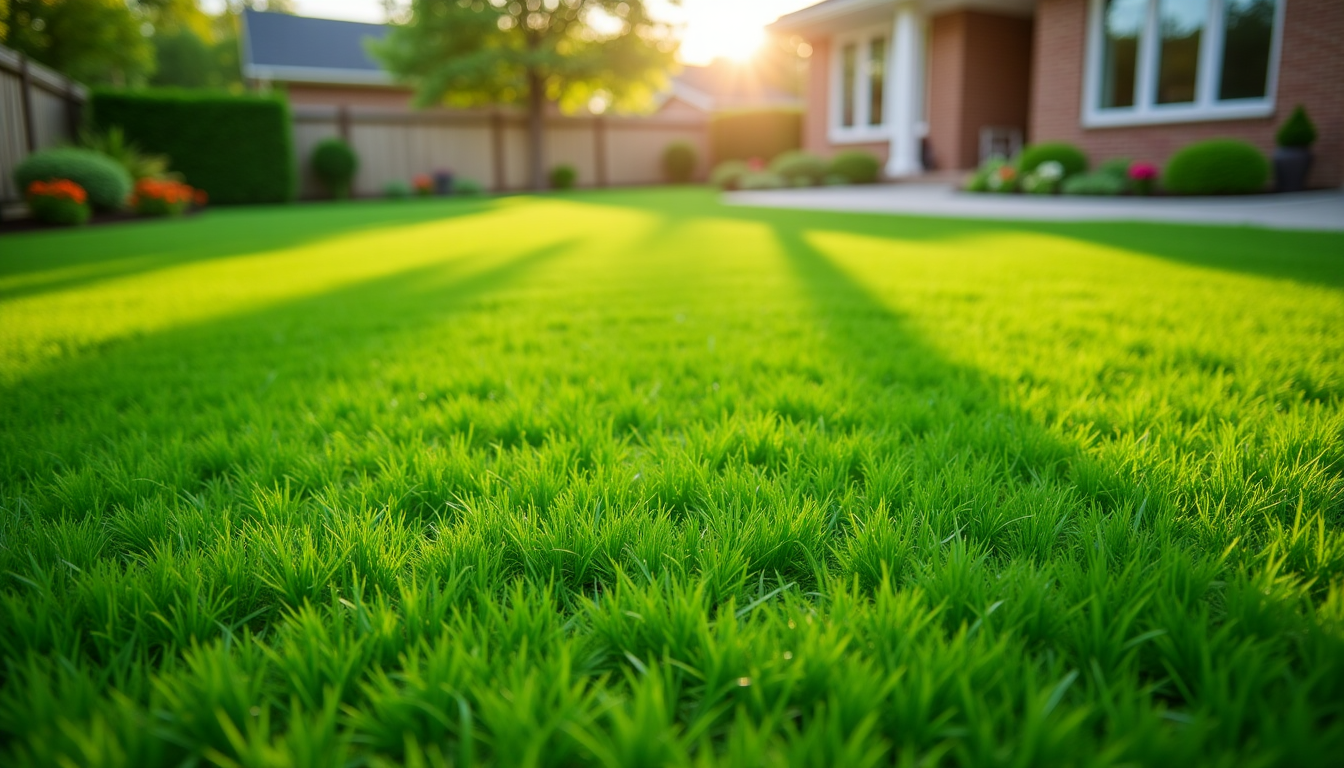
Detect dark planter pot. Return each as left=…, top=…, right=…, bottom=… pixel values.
left=434, top=171, right=455, bottom=196
left=1273, top=146, right=1313, bottom=193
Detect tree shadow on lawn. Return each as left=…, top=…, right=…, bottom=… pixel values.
left=0, top=197, right=497, bottom=302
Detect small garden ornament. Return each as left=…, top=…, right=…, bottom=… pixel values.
left=1274, top=106, right=1316, bottom=193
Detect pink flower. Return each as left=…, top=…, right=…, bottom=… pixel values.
left=1129, top=162, right=1159, bottom=181
left=748, top=157, right=766, bottom=171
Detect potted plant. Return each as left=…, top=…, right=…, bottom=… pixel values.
left=1274, top=106, right=1316, bottom=193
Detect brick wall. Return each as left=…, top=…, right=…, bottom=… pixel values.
left=928, top=10, right=1034, bottom=170
left=1031, top=0, right=1344, bottom=188
left=801, top=37, right=892, bottom=165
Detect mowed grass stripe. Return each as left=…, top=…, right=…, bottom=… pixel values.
left=1, top=188, right=1342, bottom=767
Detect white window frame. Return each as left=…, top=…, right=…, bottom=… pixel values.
left=1082, top=0, right=1285, bottom=128
left=829, top=23, right=894, bottom=144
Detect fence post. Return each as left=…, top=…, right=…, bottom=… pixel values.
left=18, top=55, right=37, bottom=153
left=64, top=76, right=83, bottom=141
left=337, top=105, right=352, bottom=142
left=491, top=111, right=505, bottom=192
left=594, top=116, right=608, bottom=188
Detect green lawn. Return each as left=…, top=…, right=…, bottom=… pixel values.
left=2, top=188, right=1342, bottom=767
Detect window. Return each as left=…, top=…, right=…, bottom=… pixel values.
left=1084, top=0, right=1282, bottom=127
left=830, top=26, right=890, bottom=142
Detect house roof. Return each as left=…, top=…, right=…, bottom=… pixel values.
left=769, top=0, right=1036, bottom=35
left=241, top=10, right=393, bottom=85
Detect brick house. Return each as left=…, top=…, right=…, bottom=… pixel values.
left=770, top=0, right=1342, bottom=187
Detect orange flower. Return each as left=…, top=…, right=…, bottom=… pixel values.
left=193, top=189, right=208, bottom=207
left=413, top=174, right=433, bottom=191
left=27, top=179, right=87, bottom=204
left=135, top=178, right=196, bottom=205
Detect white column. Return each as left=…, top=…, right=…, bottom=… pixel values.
left=886, top=3, right=923, bottom=178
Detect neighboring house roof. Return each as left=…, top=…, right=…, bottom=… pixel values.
left=241, top=10, right=393, bottom=86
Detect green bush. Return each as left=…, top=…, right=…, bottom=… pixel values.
left=1097, top=158, right=1132, bottom=181
left=311, top=139, right=358, bottom=199
left=965, top=158, right=1018, bottom=193
left=29, top=194, right=91, bottom=226
left=550, top=164, right=577, bottom=190
left=710, top=160, right=751, bottom=191
left=88, top=90, right=295, bottom=204
left=14, top=148, right=133, bottom=211
left=1062, top=171, right=1126, bottom=196
left=1017, top=142, right=1088, bottom=179
left=662, top=141, right=698, bottom=184
left=79, top=126, right=171, bottom=181
left=770, top=150, right=828, bottom=186
left=1163, top=139, right=1269, bottom=195
left=384, top=180, right=412, bottom=199
left=454, top=178, right=485, bottom=196
left=738, top=171, right=786, bottom=191
left=1276, top=105, right=1317, bottom=148
left=709, top=109, right=802, bottom=165
left=828, top=151, right=882, bottom=184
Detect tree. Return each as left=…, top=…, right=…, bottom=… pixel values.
left=373, top=0, right=677, bottom=191
left=1, top=0, right=154, bottom=85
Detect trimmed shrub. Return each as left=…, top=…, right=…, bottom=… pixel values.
left=1018, top=142, right=1088, bottom=179
left=1276, top=105, right=1317, bottom=148
left=1062, top=172, right=1126, bottom=196
left=1163, top=139, right=1269, bottom=195
left=550, top=164, right=577, bottom=190
left=88, top=90, right=295, bottom=204
left=710, top=108, right=802, bottom=165
left=15, top=148, right=132, bottom=211
left=1097, top=158, right=1132, bottom=181
left=384, top=180, right=412, bottom=199
left=454, top=178, right=485, bottom=195
left=738, top=171, right=787, bottom=191
left=770, top=150, right=828, bottom=186
left=828, top=151, right=882, bottom=184
left=662, top=141, right=698, bottom=184
left=311, top=139, right=358, bottom=199
left=26, top=179, right=91, bottom=225
left=710, top=160, right=751, bottom=191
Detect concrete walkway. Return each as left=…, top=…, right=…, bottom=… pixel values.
left=725, top=183, right=1344, bottom=231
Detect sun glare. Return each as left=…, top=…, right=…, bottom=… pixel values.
left=663, top=0, right=816, bottom=65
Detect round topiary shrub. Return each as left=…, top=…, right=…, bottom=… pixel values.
left=15, top=147, right=133, bottom=211
left=828, top=150, right=882, bottom=184
left=311, top=138, right=359, bottom=198
left=710, top=160, right=751, bottom=191
left=738, top=171, right=787, bottom=191
left=1163, top=139, right=1269, bottom=195
left=1017, top=142, right=1088, bottom=179
left=769, top=150, right=828, bottom=186
left=662, top=141, right=698, bottom=184
left=1276, top=106, right=1317, bottom=148
left=550, top=164, right=577, bottom=190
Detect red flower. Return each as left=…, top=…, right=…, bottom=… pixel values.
left=413, top=174, right=433, bottom=191
left=194, top=189, right=209, bottom=207
left=27, top=179, right=87, bottom=204
left=1129, top=162, right=1159, bottom=181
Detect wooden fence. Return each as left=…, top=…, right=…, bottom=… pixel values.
left=292, top=106, right=710, bottom=198
left=0, top=46, right=87, bottom=206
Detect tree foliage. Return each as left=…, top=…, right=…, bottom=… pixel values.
left=373, top=0, right=678, bottom=188
left=1, top=0, right=155, bottom=85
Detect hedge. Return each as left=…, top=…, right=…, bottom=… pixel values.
left=88, top=89, right=295, bottom=204
left=709, top=108, right=802, bottom=166
left=1163, top=139, right=1269, bottom=195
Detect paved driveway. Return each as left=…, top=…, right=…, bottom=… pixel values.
left=726, top=183, right=1344, bottom=231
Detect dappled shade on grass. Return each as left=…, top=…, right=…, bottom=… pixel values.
left=1, top=190, right=1342, bottom=766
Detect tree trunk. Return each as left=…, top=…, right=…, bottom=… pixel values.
left=527, top=68, right=546, bottom=191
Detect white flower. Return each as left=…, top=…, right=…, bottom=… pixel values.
left=1036, top=161, right=1064, bottom=181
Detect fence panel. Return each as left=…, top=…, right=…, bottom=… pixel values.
left=0, top=45, right=86, bottom=207
left=292, top=106, right=707, bottom=199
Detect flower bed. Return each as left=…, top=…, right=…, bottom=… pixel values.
left=130, top=178, right=199, bottom=217
left=27, top=179, right=91, bottom=226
